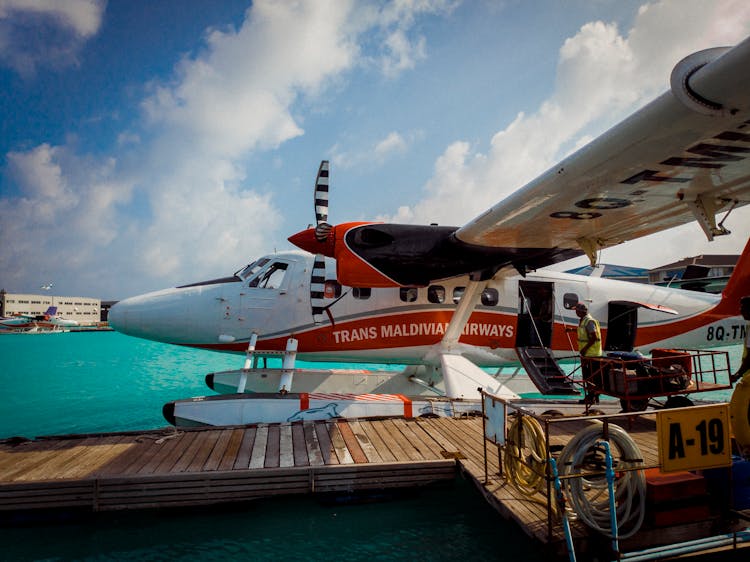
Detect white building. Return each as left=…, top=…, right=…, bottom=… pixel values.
left=0, top=291, right=101, bottom=326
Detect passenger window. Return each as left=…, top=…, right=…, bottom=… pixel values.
left=481, top=288, right=499, bottom=306
left=563, top=293, right=579, bottom=310
left=324, top=280, right=342, bottom=299
left=353, top=287, right=371, bottom=300
left=453, top=287, right=465, bottom=304
left=400, top=288, right=418, bottom=302
left=428, top=285, right=445, bottom=304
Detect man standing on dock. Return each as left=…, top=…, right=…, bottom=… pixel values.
left=730, top=296, right=750, bottom=457
left=571, top=302, right=602, bottom=404
left=731, top=296, right=750, bottom=384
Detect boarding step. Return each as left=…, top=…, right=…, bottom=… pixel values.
left=515, top=346, right=578, bottom=395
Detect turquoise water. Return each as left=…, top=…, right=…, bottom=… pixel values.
left=0, top=332, right=547, bottom=561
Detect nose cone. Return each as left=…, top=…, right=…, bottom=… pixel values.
left=109, top=288, right=191, bottom=344
left=288, top=226, right=335, bottom=257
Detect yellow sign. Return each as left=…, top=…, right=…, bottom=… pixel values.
left=657, top=403, right=732, bottom=473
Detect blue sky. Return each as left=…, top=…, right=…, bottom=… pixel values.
left=1, top=0, right=750, bottom=300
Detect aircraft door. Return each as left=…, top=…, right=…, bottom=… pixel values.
left=604, top=302, right=637, bottom=352
left=229, top=260, right=296, bottom=336
left=516, top=281, right=554, bottom=348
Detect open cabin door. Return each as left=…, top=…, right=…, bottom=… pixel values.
left=605, top=301, right=638, bottom=352
left=514, top=280, right=577, bottom=395
left=515, top=280, right=554, bottom=348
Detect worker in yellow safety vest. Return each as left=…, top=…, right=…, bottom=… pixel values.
left=731, top=296, right=750, bottom=384
left=570, top=302, right=602, bottom=404
left=729, top=297, right=750, bottom=455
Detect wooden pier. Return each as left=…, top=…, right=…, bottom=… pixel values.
left=1, top=413, right=747, bottom=558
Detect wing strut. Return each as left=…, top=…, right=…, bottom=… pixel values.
left=435, top=274, right=519, bottom=400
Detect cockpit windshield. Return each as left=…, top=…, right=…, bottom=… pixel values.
left=236, top=258, right=270, bottom=280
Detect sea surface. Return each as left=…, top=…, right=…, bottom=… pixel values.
left=0, top=332, right=743, bottom=561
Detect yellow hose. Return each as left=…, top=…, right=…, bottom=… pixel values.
left=504, top=414, right=548, bottom=497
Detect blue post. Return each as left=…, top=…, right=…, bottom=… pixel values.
left=597, top=440, right=619, bottom=556
left=549, top=457, right=577, bottom=562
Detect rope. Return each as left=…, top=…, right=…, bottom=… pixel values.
left=558, top=421, right=646, bottom=539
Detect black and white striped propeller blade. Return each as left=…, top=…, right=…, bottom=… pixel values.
left=314, top=160, right=332, bottom=242
left=311, top=160, right=331, bottom=323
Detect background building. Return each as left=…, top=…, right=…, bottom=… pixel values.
left=567, top=254, right=738, bottom=293
left=0, top=291, right=101, bottom=326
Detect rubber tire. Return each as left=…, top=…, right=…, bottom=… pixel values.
left=620, top=398, right=648, bottom=412
left=664, top=396, right=693, bottom=409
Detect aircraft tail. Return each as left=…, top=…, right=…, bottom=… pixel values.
left=714, top=237, right=750, bottom=315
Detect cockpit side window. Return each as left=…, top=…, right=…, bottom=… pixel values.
left=248, top=261, right=288, bottom=289
left=238, top=258, right=269, bottom=280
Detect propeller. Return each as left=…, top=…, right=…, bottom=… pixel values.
left=314, top=161, right=332, bottom=242
left=310, top=161, right=332, bottom=324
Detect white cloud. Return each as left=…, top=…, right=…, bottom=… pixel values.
left=0, top=0, right=104, bottom=76
left=0, top=144, right=133, bottom=293
left=353, top=0, right=457, bottom=77
left=375, top=131, right=408, bottom=157
left=141, top=0, right=359, bottom=158
left=388, top=0, right=750, bottom=264
left=1, top=0, right=459, bottom=297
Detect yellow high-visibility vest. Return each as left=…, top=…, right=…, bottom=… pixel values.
left=577, top=314, right=602, bottom=357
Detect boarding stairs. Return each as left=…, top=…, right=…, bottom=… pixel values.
left=515, top=346, right=578, bottom=395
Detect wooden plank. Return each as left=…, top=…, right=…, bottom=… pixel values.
left=336, top=421, right=368, bottom=464
left=172, top=431, right=214, bottom=473
left=278, top=425, right=295, bottom=468
left=290, top=423, right=309, bottom=467
left=232, top=427, right=257, bottom=470
left=105, top=435, right=175, bottom=476
left=357, top=420, right=396, bottom=463
left=0, top=439, right=73, bottom=479
left=202, top=429, right=235, bottom=472
left=248, top=426, right=268, bottom=469
left=264, top=425, right=281, bottom=469
left=218, top=429, right=245, bottom=471
left=187, top=430, right=225, bottom=472
left=414, top=418, right=463, bottom=456
left=154, top=431, right=198, bottom=474
left=369, top=420, right=410, bottom=462
left=60, top=437, right=134, bottom=479
left=302, top=422, right=325, bottom=466
left=379, top=420, right=422, bottom=462
left=391, top=419, right=441, bottom=460
left=313, top=421, right=338, bottom=465
left=135, top=434, right=185, bottom=475
left=14, top=439, right=100, bottom=481
left=0, top=440, right=81, bottom=481
left=347, top=420, right=383, bottom=463
left=327, top=421, right=354, bottom=464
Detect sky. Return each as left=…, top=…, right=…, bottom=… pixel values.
left=1, top=0, right=750, bottom=300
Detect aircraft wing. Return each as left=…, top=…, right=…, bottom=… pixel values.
left=290, top=37, right=750, bottom=287
left=456, top=40, right=750, bottom=264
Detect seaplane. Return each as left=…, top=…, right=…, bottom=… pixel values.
left=0, top=306, right=78, bottom=333
left=109, top=38, right=750, bottom=426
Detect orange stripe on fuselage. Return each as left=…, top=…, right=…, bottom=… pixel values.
left=190, top=304, right=738, bottom=356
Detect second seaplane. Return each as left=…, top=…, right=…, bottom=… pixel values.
left=110, top=38, right=750, bottom=426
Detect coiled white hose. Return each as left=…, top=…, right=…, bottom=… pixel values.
left=558, top=421, right=646, bottom=539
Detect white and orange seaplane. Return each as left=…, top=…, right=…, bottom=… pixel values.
left=110, top=38, right=750, bottom=426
